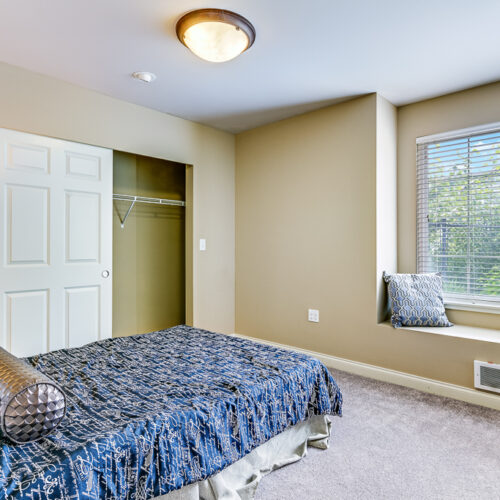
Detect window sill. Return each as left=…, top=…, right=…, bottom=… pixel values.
left=444, top=301, right=500, bottom=315
left=380, top=321, right=500, bottom=344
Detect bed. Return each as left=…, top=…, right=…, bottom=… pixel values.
left=0, top=325, right=342, bottom=499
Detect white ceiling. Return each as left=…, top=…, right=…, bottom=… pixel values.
left=1, top=0, right=500, bottom=133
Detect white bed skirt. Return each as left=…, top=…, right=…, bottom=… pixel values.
left=156, top=415, right=331, bottom=500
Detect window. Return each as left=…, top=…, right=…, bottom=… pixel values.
left=416, top=123, right=500, bottom=310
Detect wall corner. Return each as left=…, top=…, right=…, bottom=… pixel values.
left=376, top=95, right=398, bottom=323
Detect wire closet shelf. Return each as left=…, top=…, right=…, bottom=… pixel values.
left=113, top=193, right=185, bottom=228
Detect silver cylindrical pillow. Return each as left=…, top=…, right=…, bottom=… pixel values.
left=0, top=347, right=66, bottom=444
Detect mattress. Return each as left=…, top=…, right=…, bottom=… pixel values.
left=0, top=326, right=342, bottom=499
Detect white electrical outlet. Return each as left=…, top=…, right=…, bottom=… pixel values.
left=308, top=309, right=319, bottom=322
left=199, top=238, right=206, bottom=251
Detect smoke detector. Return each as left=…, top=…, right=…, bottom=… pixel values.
left=131, top=71, right=157, bottom=83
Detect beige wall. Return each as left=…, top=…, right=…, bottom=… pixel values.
left=113, top=152, right=185, bottom=337
left=398, top=82, right=500, bottom=329
left=1, top=60, right=498, bottom=390
left=236, top=93, right=500, bottom=390
left=0, top=62, right=235, bottom=334
left=236, top=94, right=378, bottom=354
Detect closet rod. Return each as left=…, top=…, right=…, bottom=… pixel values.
left=113, top=193, right=185, bottom=229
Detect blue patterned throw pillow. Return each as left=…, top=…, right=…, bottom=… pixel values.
left=383, top=273, right=453, bottom=328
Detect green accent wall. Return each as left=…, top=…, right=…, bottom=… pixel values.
left=113, top=151, right=186, bottom=337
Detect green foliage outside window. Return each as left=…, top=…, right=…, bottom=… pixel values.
left=424, top=133, right=499, bottom=300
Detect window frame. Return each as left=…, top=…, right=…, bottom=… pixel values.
left=416, top=121, right=500, bottom=314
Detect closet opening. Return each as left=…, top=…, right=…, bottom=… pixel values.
left=112, top=151, right=190, bottom=337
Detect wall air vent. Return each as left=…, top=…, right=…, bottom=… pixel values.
left=474, top=360, right=500, bottom=394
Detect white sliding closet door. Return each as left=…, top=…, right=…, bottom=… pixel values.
left=0, top=128, right=113, bottom=357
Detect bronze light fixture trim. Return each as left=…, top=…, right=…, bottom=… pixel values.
left=176, top=9, right=256, bottom=63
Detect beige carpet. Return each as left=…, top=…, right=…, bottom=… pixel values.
left=256, top=369, right=500, bottom=500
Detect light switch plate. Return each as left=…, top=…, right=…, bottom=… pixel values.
left=308, top=309, right=319, bottom=322
left=199, top=238, right=206, bottom=251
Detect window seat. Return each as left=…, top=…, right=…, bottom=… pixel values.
left=380, top=321, right=499, bottom=344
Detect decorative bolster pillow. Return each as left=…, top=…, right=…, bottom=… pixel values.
left=0, top=347, right=66, bottom=444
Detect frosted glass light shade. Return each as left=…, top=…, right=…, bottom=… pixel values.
left=183, top=22, right=248, bottom=63
left=176, top=9, right=255, bottom=63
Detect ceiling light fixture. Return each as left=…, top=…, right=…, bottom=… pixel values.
left=176, top=8, right=255, bottom=63
left=131, top=71, right=157, bottom=83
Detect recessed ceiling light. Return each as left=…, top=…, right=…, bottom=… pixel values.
left=176, top=9, right=255, bottom=63
left=131, top=71, right=157, bottom=83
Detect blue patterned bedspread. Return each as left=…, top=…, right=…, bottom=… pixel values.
left=0, top=326, right=342, bottom=499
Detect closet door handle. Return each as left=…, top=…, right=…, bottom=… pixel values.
left=102, top=270, right=110, bottom=278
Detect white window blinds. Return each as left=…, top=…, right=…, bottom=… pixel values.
left=416, top=125, right=500, bottom=308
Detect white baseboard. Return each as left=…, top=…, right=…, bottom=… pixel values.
left=231, top=332, right=500, bottom=411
